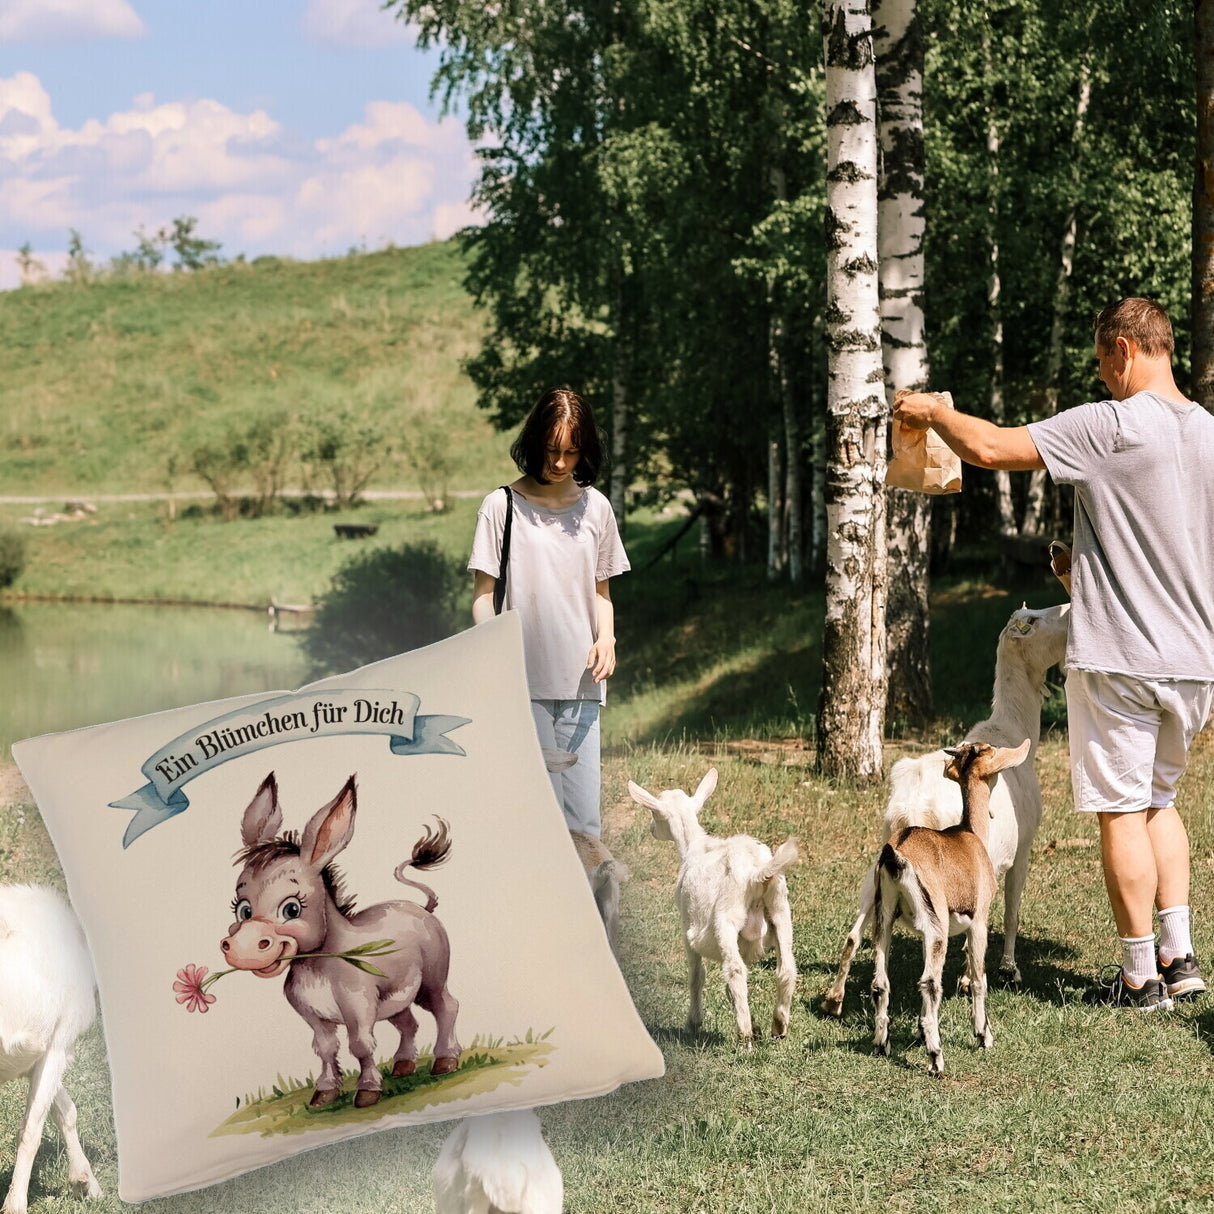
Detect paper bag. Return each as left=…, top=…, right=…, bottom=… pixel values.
left=886, top=390, right=963, bottom=494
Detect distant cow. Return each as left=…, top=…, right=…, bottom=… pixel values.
left=221, top=773, right=461, bottom=1107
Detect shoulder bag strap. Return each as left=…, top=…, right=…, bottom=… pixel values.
left=493, top=485, right=514, bottom=615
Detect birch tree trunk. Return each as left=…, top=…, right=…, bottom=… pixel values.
left=1023, top=65, right=1090, bottom=533
left=874, top=0, right=932, bottom=727
left=1195, top=0, right=1214, bottom=411
left=816, top=0, right=887, bottom=780
left=985, top=31, right=1016, bottom=536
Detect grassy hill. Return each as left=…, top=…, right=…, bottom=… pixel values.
left=0, top=241, right=509, bottom=496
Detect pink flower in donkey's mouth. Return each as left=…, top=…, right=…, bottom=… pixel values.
left=173, top=964, right=217, bottom=1013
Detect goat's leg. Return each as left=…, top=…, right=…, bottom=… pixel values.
left=968, top=917, right=995, bottom=1050
left=767, top=884, right=797, bottom=1038
left=919, top=930, right=948, bottom=1078
left=871, top=886, right=894, bottom=1058
left=3, top=1048, right=69, bottom=1214
left=720, top=940, right=755, bottom=1050
left=685, top=942, right=705, bottom=1034
left=822, top=864, right=875, bottom=1017
left=50, top=1085, right=101, bottom=1200
left=998, top=846, right=1031, bottom=986
left=308, top=1018, right=345, bottom=1106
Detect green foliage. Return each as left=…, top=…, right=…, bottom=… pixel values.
left=0, top=530, right=26, bottom=589
left=64, top=229, right=93, bottom=286
left=162, top=215, right=222, bottom=271
left=301, top=540, right=464, bottom=677
left=300, top=408, right=391, bottom=509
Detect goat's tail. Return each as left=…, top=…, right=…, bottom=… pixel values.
left=877, top=842, right=940, bottom=936
left=394, top=816, right=452, bottom=913
left=757, top=837, right=800, bottom=885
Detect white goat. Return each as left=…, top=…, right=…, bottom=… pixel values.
left=871, top=739, right=1030, bottom=1076
left=823, top=602, right=1068, bottom=1016
left=628, top=768, right=799, bottom=1048
left=569, top=831, right=630, bottom=956
left=433, top=1109, right=563, bottom=1214
left=0, top=885, right=102, bottom=1214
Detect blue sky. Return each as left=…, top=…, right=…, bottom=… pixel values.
left=0, top=0, right=479, bottom=288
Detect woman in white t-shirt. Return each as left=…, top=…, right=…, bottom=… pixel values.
left=468, top=389, right=630, bottom=837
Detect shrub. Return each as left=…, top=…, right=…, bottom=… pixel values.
left=302, top=541, right=464, bottom=677
left=0, top=530, right=27, bottom=589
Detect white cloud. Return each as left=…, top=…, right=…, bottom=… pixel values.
left=301, top=0, right=417, bottom=48
left=0, top=0, right=145, bottom=43
left=0, top=74, right=481, bottom=279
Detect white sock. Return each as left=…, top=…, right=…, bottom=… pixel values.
left=1120, top=934, right=1157, bottom=987
left=1158, top=905, right=1193, bottom=964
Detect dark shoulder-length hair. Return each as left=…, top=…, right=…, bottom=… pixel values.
left=510, top=388, right=605, bottom=486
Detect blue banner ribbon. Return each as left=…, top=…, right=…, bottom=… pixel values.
left=110, top=690, right=469, bottom=848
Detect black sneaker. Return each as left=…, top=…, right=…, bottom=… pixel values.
left=1160, top=954, right=1207, bottom=1000
left=1087, top=967, right=1174, bottom=1011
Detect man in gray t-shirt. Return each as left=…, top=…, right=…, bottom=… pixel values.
left=895, top=297, right=1214, bottom=1012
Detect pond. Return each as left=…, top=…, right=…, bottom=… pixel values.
left=0, top=602, right=312, bottom=759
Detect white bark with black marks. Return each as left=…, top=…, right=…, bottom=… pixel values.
left=817, top=0, right=887, bottom=779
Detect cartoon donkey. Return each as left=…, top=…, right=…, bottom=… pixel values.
left=220, top=772, right=462, bottom=1108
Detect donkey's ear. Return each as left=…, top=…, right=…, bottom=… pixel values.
left=300, top=775, right=357, bottom=869
left=241, top=772, right=282, bottom=847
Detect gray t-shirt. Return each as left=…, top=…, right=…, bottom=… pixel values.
left=1028, top=391, right=1214, bottom=679
left=469, top=485, right=630, bottom=702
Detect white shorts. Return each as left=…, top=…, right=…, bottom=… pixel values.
left=1066, top=669, right=1214, bottom=814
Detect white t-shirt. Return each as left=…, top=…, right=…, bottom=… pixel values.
left=468, top=485, right=630, bottom=702
left=1028, top=391, right=1214, bottom=679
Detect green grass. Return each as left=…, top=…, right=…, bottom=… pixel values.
left=4, top=729, right=1214, bottom=1212
left=0, top=242, right=513, bottom=498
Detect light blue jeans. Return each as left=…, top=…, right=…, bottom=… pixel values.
left=530, top=699, right=601, bottom=836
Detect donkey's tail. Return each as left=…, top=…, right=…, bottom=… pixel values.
left=394, top=816, right=453, bottom=913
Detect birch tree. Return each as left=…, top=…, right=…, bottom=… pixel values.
left=817, top=0, right=887, bottom=779
left=874, top=0, right=931, bottom=726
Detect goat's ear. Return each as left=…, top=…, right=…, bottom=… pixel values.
left=241, top=772, right=282, bottom=847
left=692, top=767, right=718, bottom=808
left=300, top=775, right=357, bottom=869
left=627, top=779, right=662, bottom=811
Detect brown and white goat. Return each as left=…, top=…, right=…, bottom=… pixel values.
left=870, top=739, right=1030, bottom=1078
left=570, top=831, right=630, bottom=956
left=628, top=768, right=799, bottom=1049
left=823, top=603, right=1068, bottom=1016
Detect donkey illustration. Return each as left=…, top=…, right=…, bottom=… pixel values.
left=220, top=772, right=462, bottom=1108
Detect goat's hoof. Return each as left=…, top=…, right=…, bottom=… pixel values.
left=70, top=1172, right=102, bottom=1200
left=976, top=1024, right=994, bottom=1049
left=873, top=1040, right=891, bottom=1058
left=354, top=1089, right=381, bottom=1108
left=309, top=1088, right=341, bottom=1107
left=771, top=1016, right=789, bottom=1038
left=821, top=994, right=843, bottom=1018
left=431, top=1055, right=460, bottom=1076
left=997, top=964, right=1022, bottom=988
left=957, top=977, right=972, bottom=998
left=736, top=1036, right=755, bottom=1053
left=928, top=1056, right=944, bottom=1078
left=391, top=1059, right=417, bottom=1078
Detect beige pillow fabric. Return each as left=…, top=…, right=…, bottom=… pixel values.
left=14, top=612, right=662, bottom=1202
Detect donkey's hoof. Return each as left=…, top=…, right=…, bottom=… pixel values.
left=392, top=1060, right=417, bottom=1078
left=309, top=1088, right=341, bottom=1107
left=431, top=1055, right=460, bottom=1076
left=354, top=1089, right=381, bottom=1108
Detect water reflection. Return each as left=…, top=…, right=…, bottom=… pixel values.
left=2, top=602, right=310, bottom=757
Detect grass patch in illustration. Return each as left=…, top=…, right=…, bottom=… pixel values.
left=213, top=1031, right=556, bottom=1137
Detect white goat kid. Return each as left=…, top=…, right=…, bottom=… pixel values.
left=433, top=1109, right=563, bottom=1214
left=0, top=885, right=101, bottom=1214
left=871, top=739, right=1031, bottom=1077
left=823, top=602, right=1068, bottom=1016
left=628, top=768, right=799, bottom=1048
